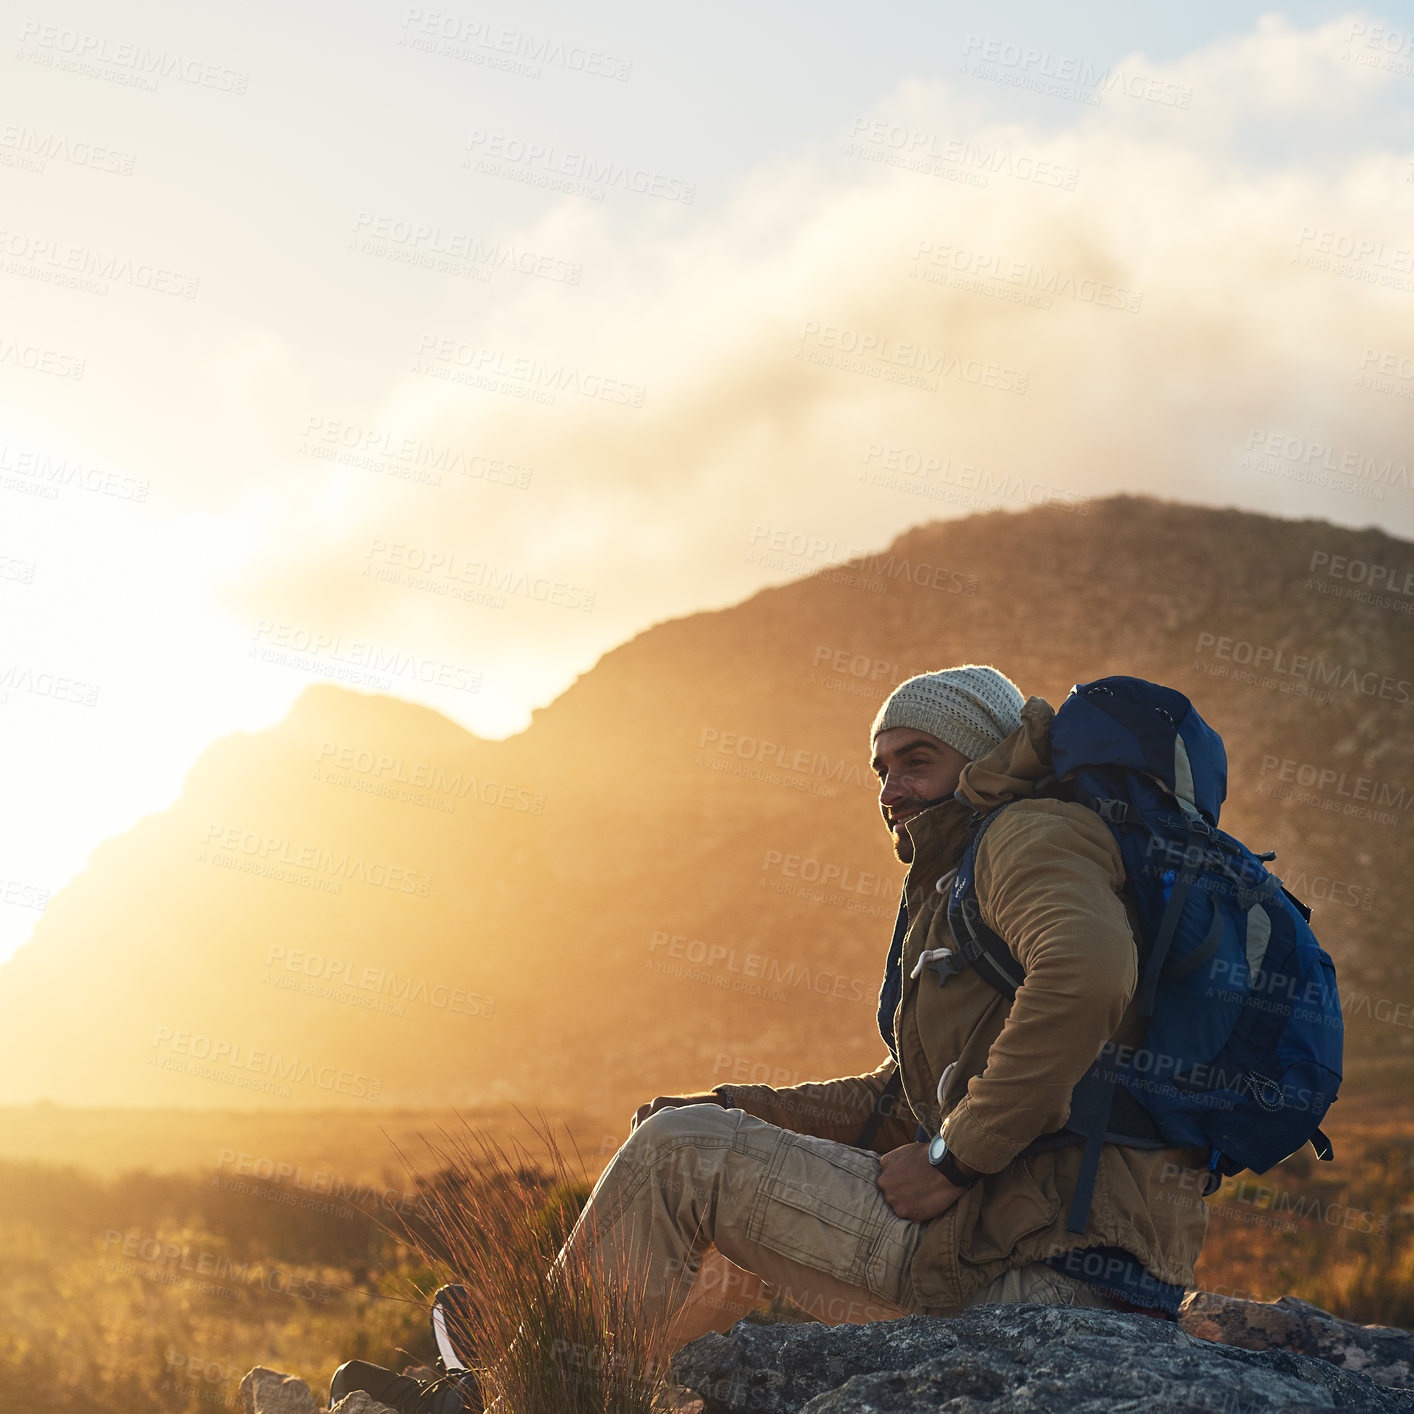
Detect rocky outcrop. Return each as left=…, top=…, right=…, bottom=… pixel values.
left=669, top=1304, right=1414, bottom=1413
left=242, top=1292, right=1414, bottom=1414
left=240, top=1368, right=323, bottom=1414
left=239, top=1366, right=395, bottom=1414
left=1179, top=1291, right=1414, bottom=1389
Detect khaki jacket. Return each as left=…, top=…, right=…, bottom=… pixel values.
left=719, top=695, right=1208, bottom=1311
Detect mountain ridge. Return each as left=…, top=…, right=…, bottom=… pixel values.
left=4, top=495, right=1410, bottom=1122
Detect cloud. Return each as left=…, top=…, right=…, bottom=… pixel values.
left=199, top=15, right=1414, bottom=735
left=4, top=10, right=1413, bottom=970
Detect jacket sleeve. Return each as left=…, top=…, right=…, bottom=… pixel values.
left=938, top=801, right=1137, bottom=1174
left=714, top=1054, right=918, bottom=1149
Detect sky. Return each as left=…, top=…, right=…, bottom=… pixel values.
left=2, top=1, right=1413, bottom=965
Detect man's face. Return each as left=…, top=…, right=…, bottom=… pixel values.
left=871, top=727, right=970, bottom=864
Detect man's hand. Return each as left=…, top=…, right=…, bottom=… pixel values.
left=876, top=1141, right=969, bottom=1221
left=630, top=1092, right=726, bottom=1133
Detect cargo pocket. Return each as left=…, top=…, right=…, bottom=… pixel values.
left=749, top=1130, right=882, bottom=1291
left=958, top=1158, right=1060, bottom=1265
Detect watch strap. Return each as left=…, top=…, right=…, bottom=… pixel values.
left=932, top=1140, right=983, bottom=1188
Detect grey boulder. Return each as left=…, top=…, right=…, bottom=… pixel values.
left=670, top=1304, right=1414, bottom=1413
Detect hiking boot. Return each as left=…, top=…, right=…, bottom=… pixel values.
left=430, top=1283, right=479, bottom=1375
left=328, top=1357, right=478, bottom=1413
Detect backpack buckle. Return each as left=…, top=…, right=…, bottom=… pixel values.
left=1094, top=798, right=1130, bottom=824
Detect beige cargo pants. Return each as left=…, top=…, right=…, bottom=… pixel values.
left=553, top=1101, right=1117, bottom=1351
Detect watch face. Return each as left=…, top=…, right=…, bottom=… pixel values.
left=927, top=1134, right=947, bottom=1165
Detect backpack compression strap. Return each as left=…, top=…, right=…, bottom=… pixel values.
left=944, top=799, right=1168, bottom=1233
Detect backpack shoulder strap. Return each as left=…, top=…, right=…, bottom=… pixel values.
left=852, top=1065, right=904, bottom=1149
left=944, top=802, right=1027, bottom=997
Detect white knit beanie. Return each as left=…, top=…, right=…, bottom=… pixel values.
left=869, top=664, right=1026, bottom=761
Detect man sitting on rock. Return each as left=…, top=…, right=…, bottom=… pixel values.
left=601, top=665, right=1209, bottom=1344
left=333, top=664, right=1211, bottom=1410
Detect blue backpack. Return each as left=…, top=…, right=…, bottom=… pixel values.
left=944, top=675, right=1342, bottom=1233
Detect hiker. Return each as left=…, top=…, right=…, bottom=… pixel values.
left=331, top=664, right=1215, bottom=1411
left=582, top=665, right=1211, bottom=1341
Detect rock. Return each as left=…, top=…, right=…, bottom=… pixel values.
left=328, top=1394, right=398, bottom=1414
left=239, top=1367, right=320, bottom=1414
left=669, top=1305, right=1414, bottom=1413
left=239, top=1366, right=397, bottom=1414
left=1180, top=1290, right=1414, bottom=1389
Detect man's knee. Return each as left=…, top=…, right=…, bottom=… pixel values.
left=632, top=1101, right=737, bottom=1153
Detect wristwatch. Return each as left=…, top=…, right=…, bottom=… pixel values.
left=926, top=1133, right=983, bottom=1188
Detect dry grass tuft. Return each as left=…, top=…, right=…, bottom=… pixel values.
left=394, top=1110, right=684, bottom=1414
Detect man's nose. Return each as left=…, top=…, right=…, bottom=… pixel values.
left=878, top=773, right=907, bottom=807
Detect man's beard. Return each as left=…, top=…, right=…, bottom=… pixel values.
left=887, top=793, right=951, bottom=864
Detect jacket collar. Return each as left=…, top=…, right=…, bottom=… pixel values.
left=900, top=796, right=979, bottom=915
left=897, top=694, right=1059, bottom=911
